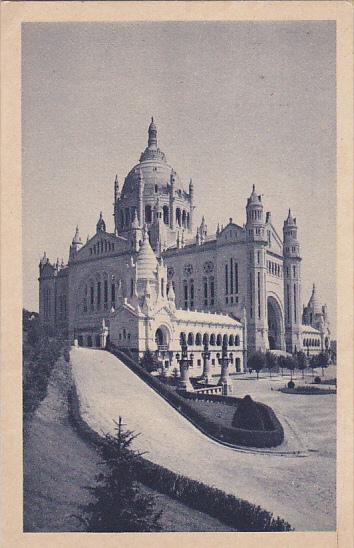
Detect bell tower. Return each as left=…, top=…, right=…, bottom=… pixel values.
left=283, top=209, right=302, bottom=353
left=245, top=185, right=268, bottom=353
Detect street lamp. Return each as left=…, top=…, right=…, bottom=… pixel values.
left=176, top=341, right=193, bottom=391
left=218, top=340, right=233, bottom=395
left=201, top=340, right=212, bottom=384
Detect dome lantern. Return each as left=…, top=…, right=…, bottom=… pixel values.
left=148, top=116, right=157, bottom=148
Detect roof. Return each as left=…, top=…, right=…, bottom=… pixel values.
left=174, top=308, right=242, bottom=327
left=301, top=325, right=321, bottom=335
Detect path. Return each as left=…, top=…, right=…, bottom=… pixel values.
left=71, top=347, right=336, bottom=531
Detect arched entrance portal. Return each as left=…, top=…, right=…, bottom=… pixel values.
left=155, top=326, right=170, bottom=351
left=267, top=296, right=284, bottom=351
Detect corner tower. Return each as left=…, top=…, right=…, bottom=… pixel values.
left=283, top=209, right=302, bottom=353
left=245, top=185, right=268, bottom=352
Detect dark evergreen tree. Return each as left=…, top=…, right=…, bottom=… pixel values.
left=80, top=417, right=162, bottom=532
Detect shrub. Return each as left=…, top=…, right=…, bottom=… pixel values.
left=139, top=350, right=160, bottom=373
left=23, top=315, right=67, bottom=416
left=314, top=376, right=321, bottom=384
left=232, top=395, right=265, bottom=431
left=287, top=380, right=295, bottom=389
left=279, top=385, right=336, bottom=395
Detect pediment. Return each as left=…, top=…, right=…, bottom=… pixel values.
left=218, top=223, right=244, bottom=243
left=75, top=231, right=130, bottom=261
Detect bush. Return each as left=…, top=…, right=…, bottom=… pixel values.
left=23, top=314, right=67, bottom=416
left=139, top=350, right=160, bottom=373
left=287, top=380, right=295, bottom=389
left=314, top=376, right=321, bottom=384
left=232, top=395, right=265, bottom=431
left=279, top=385, right=336, bottom=395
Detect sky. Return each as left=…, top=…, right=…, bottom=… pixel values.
left=22, top=21, right=336, bottom=333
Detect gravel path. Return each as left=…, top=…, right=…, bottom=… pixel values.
left=71, top=347, right=336, bottom=531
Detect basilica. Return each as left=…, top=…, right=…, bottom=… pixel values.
left=38, top=118, right=330, bottom=375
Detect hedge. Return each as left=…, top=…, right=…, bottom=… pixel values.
left=279, top=386, right=336, bottom=395
left=108, top=345, right=284, bottom=448
left=68, top=384, right=292, bottom=532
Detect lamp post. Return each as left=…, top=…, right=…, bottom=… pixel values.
left=218, top=340, right=233, bottom=395
left=176, top=341, right=193, bottom=391
left=201, top=341, right=212, bottom=384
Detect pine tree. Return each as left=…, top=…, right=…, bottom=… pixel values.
left=80, top=417, right=162, bottom=532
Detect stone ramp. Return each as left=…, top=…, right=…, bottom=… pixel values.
left=71, top=347, right=336, bottom=531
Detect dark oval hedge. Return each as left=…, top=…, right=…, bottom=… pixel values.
left=68, top=382, right=292, bottom=532
left=108, top=346, right=284, bottom=448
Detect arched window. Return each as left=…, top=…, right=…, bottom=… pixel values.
left=104, top=278, right=108, bottom=307
left=223, top=334, right=228, bottom=346
left=235, top=335, right=240, bottom=346
left=216, top=334, right=222, bottom=346
left=176, top=208, right=181, bottom=227
left=182, top=210, right=187, bottom=228
left=189, top=279, right=194, bottom=309
left=229, top=334, right=234, bottom=346
left=187, top=212, right=190, bottom=228
left=210, top=334, right=216, bottom=346
left=202, top=333, right=209, bottom=346
left=187, top=332, right=194, bottom=346
left=163, top=206, right=169, bottom=225
left=83, top=284, right=88, bottom=313
left=195, top=333, right=202, bottom=346
left=145, top=205, right=152, bottom=223
left=180, top=332, right=187, bottom=345
left=96, top=279, right=101, bottom=310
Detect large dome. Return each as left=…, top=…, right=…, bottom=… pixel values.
left=122, top=118, right=182, bottom=194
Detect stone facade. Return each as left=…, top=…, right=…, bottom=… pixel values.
left=38, top=118, right=330, bottom=365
